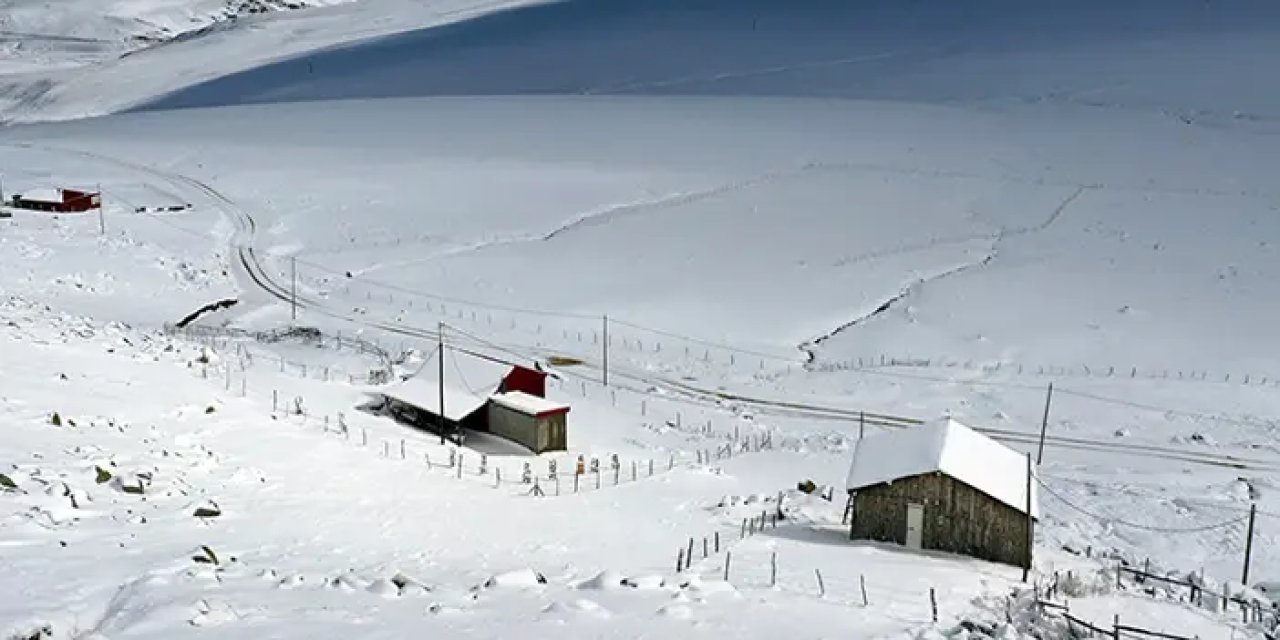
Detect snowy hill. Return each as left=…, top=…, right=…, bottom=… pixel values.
left=3, top=0, right=1280, bottom=638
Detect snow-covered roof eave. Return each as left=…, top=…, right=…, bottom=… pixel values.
left=845, top=418, right=1040, bottom=518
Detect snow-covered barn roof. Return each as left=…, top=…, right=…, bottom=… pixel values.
left=846, top=417, right=1039, bottom=517
left=378, top=349, right=514, bottom=421
left=17, top=188, right=62, bottom=202
left=380, top=377, right=487, bottom=422
left=490, top=391, right=568, bottom=417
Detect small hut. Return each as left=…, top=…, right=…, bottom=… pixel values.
left=376, top=348, right=567, bottom=452
left=487, top=391, right=569, bottom=454
left=845, top=418, right=1037, bottom=567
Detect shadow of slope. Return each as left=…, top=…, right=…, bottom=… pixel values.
left=130, top=0, right=1280, bottom=113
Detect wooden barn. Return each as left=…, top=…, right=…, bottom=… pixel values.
left=845, top=418, right=1037, bottom=568
left=376, top=348, right=568, bottom=453
left=10, top=188, right=101, bottom=213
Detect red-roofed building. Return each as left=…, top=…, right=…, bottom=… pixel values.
left=10, top=188, right=101, bottom=213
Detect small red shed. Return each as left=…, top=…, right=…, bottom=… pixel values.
left=10, top=188, right=102, bottom=213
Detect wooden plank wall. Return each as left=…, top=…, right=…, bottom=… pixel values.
left=851, top=472, right=1028, bottom=567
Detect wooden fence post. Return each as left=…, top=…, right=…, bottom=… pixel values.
left=770, top=552, right=777, bottom=587
left=929, top=587, right=938, bottom=622
left=815, top=569, right=825, bottom=598
left=723, top=552, right=731, bottom=581
left=860, top=574, right=868, bottom=606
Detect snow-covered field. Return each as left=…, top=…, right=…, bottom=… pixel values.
left=3, top=0, right=1280, bottom=637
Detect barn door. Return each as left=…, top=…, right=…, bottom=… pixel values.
left=905, top=503, right=924, bottom=549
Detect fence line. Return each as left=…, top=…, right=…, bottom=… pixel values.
left=811, top=355, right=1280, bottom=390
left=176, top=350, right=783, bottom=500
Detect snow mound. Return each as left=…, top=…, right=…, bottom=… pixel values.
left=620, top=574, right=666, bottom=590
left=680, top=576, right=739, bottom=599
left=575, top=570, right=626, bottom=590
left=189, top=598, right=238, bottom=627
left=366, top=578, right=400, bottom=598
left=542, top=599, right=611, bottom=618
left=327, top=574, right=361, bottom=591
left=481, top=568, right=547, bottom=590
left=657, top=604, right=694, bottom=619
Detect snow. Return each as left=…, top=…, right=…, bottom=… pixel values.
left=15, top=187, right=62, bottom=202
left=2, top=0, right=1279, bottom=637
left=379, top=376, right=487, bottom=422
left=378, top=345, right=520, bottom=420
left=846, top=418, right=1039, bottom=517
left=491, top=390, right=568, bottom=416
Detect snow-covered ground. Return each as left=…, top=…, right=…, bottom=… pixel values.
left=3, top=0, right=1280, bottom=637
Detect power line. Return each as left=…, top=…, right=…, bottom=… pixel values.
left=295, top=256, right=595, bottom=320
left=607, top=317, right=795, bottom=362
left=1034, top=474, right=1247, bottom=533
left=1055, top=387, right=1277, bottom=429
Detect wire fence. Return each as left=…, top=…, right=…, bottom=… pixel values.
left=811, top=355, right=1280, bottom=390
left=168, top=344, right=780, bottom=500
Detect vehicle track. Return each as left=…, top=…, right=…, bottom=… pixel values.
left=14, top=143, right=1279, bottom=474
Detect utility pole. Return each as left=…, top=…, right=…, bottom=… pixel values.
left=1036, top=382, right=1054, bottom=464
left=602, top=314, right=609, bottom=386
left=96, top=184, right=105, bottom=236
left=1243, top=503, right=1257, bottom=585
left=290, top=257, right=298, bottom=321
left=1023, top=452, right=1033, bottom=583
left=438, top=322, right=446, bottom=446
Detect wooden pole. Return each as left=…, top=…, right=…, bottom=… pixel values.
left=770, top=552, right=777, bottom=587
left=815, top=569, right=825, bottom=597
left=929, top=587, right=938, bottom=622
left=860, top=574, right=868, bottom=606
left=1023, top=452, right=1034, bottom=583
left=602, top=315, right=609, bottom=386
left=290, top=256, right=298, bottom=321
left=438, top=322, right=446, bottom=445
left=723, top=551, right=731, bottom=581
left=1037, top=382, right=1054, bottom=464
left=97, top=185, right=106, bottom=236
left=1243, top=502, right=1257, bottom=585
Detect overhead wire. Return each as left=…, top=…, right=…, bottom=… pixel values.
left=1054, top=387, right=1277, bottom=429
left=1034, top=474, right=1248, bottom=533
